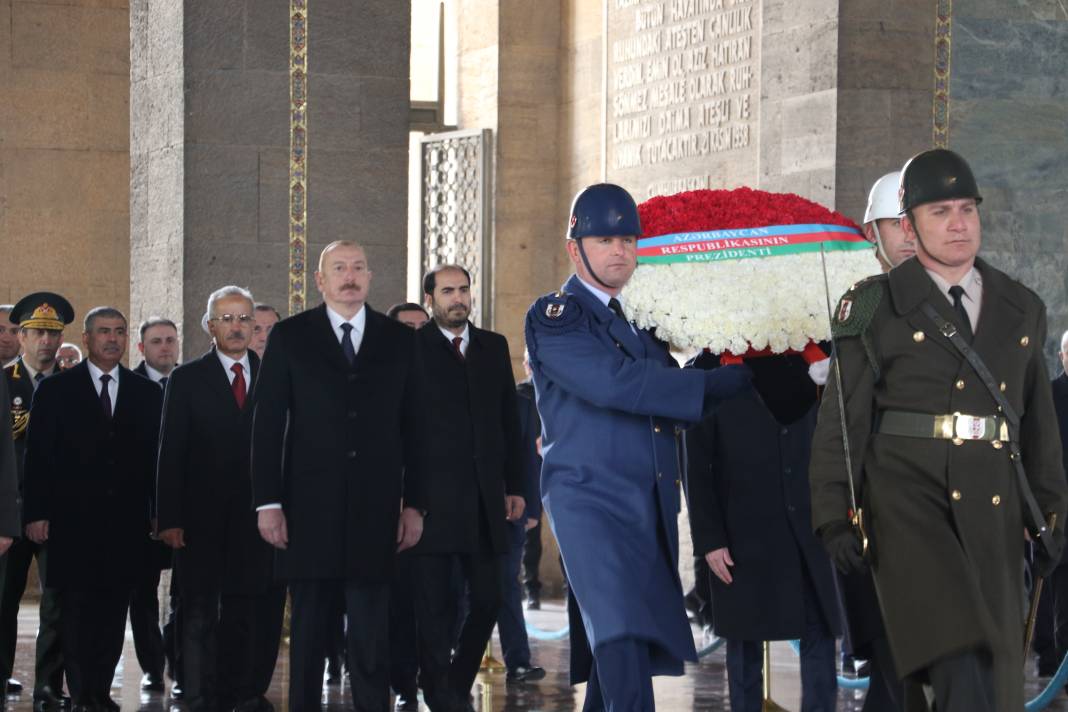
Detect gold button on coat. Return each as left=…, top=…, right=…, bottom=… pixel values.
left=654, top=425, right=661, bottom=433
left=955, top=379, right=965, bottom=390
left=952, top=437, right=964, bottom=446
left=992, top=440, right=1003, bottom=450
left=1021, top=336, right=1030, bottom=346
left=999, top=382, right=1007, bottom=392
left=913, top=331, right=925, bottom=342
left=992, top=495, right=1001, bottom=506
left=951, top=490, right=962, bottom=501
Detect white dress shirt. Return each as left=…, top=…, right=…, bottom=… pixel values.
left=87, top=360, right=120, bottom=415
left=144, top=363, right=168, bottom=384
left=439, top=323, right=470, bottom=357
left=216, top=349, right=252, bottom=395
left=575, top=275, right=636, bottom=334
left=926, top=266, right=983, bottom=331
left=326, top=305, right=366, bottom=355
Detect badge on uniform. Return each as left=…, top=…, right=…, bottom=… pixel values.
left=546, top=302, right=566, bottom=319
left=836, top=297, right=853, bottom=323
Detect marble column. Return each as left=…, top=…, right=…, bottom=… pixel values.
left=131, top=0, right=410, bottom=357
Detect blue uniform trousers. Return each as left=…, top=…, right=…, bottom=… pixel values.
left=496, top=521, right=533, bottom=670
left=725, top=570, right=836, bottom=712
left=581, top=638, right=655, bottom=712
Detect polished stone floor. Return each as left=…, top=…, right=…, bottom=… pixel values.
left=6, top=599, right=1068, bottom=710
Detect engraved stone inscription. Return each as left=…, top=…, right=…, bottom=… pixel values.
left=606, top=0, right=760, bottom=199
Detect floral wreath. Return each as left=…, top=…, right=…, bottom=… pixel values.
left=621, top=188, right=881, bottom=363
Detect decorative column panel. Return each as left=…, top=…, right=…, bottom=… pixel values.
left=933, top=0, right=952, bottom=148
left=289, top=2, right=308, bottom=315
left=419, top=129, right=493, bottom=327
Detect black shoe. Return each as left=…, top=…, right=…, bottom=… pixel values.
left=524, top=594, right=540, bottom=611
left=6, top=680, right=21, bottom=694
left=99, top=698, right=119, bottom=712
left=325, top=654, right=343, bottom=685
left=506, top=665, right=546, bottom=683
left=141, top=672, right=165, bottom=692
left=393, top=690, right=419, bottom=711
left=33, top=686, right=65, bottom=712
left=169, top=683, right=184, bottom=701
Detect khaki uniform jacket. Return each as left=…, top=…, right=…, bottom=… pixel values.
left=810, top=256, right=1068, bottom=711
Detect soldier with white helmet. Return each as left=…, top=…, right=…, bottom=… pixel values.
left=862, top=171, right=915, bottom=272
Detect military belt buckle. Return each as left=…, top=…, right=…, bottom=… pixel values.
left=952, top=413, right=988, bottom=441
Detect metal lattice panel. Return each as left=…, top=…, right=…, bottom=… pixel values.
left=420, top=129, right=492, bottom=327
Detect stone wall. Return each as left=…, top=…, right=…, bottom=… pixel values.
left=948, top=1, right=1068, bottom=367
left=130, top=0, right=411, bottom=358
left=0, top=0, right=130, bottom=341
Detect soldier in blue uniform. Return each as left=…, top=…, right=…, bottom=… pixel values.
left=524, top=183, right=752, bottom=711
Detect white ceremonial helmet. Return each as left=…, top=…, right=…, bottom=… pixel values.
left=863, top=171, right=903, bottom=224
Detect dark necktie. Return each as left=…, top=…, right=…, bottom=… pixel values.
left=452, top=336, right=465, bottom=361
left=231, top=363, right=246, bottom=409
left=99, top=374, right=113, bottom=420
left=607, top=298, right=626, bottom=321
left=948, top=285, right=974, bottom=343
left=159, top=376, right=169, bottom=391
left=33, top=372, right=43, bottom=389
left=340, top=323, right=356, bottom=366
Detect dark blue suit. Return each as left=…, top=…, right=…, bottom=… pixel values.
left=525, top=274, right=704, bottom=710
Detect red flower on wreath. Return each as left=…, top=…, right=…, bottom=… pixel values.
left=638, top=187, right=860, bottom=239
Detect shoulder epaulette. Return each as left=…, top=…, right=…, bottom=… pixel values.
left=831, top=274, right=886, bottom=339
left=527, top=290, right=585, bottom=333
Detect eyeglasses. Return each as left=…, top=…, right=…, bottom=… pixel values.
left=209, top=314, right=254, bottom=324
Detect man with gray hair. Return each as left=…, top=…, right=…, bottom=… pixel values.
left=55, top=344, right=82, bottom=371
left=157, top=286, right=282, bottom=712
left=23, top=305, right=163, bottom=711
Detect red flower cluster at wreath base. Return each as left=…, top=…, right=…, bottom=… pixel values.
left=638, top=187, right=860, bottom=239
left=636, top=188, right=863, bottom=365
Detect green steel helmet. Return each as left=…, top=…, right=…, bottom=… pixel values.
left=567, top=183, right=642, bottom=239
left=898, top=148, right=983, bottom=213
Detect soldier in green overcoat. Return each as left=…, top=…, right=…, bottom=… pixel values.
left=809, top=149, right=1068, bottom=712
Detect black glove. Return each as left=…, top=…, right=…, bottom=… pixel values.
left=820, top=520, right=866, bottom=575
left=703, top=364, right=753, bottom=404
left=1033, top=527, right=1065, bottom=579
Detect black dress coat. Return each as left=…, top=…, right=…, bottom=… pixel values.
left=133, top=361, right=175, bottom=572
left=0, top=375, right=21, bottom=538
left=23, top=361, right=162, bottom=590
left=686, top=353, right=840, bottom=641
left=157, top=350, right=272, bottom=594
left=1051, top=372, right=1068, bottom=565
left=407, top=322, right=523, bottom=555
left=251, top=304, right=423, bottom=583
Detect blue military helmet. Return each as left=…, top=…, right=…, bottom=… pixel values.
left=567, top=183, right=642, bottom=240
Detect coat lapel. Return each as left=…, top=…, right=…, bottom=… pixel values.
left=970, top=259, right=1024, bottom=356
left=891, top=258, right=965, bottom=360
left=563, top=274, right=644, bottom=359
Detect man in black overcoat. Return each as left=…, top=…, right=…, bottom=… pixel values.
left=157, top=287, right=282, bottom=712
left=23, top=306, right=163, bottom=711
left=131, top=315, right=180, bottom=694
left=687, top=352, right=839, bottom=712
left=1037, top=330, right=1068, bottom=673
left=408, top=264, right=525, bottom=712
left=252, top=241, right=425, bottom=712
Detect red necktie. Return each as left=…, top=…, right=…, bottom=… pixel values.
left=452, top=336, right=464, bottom=361
left=231, top=363, right=246, bottom=408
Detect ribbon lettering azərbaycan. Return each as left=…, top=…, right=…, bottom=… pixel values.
left=637, top=224, right=870, bottom=264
